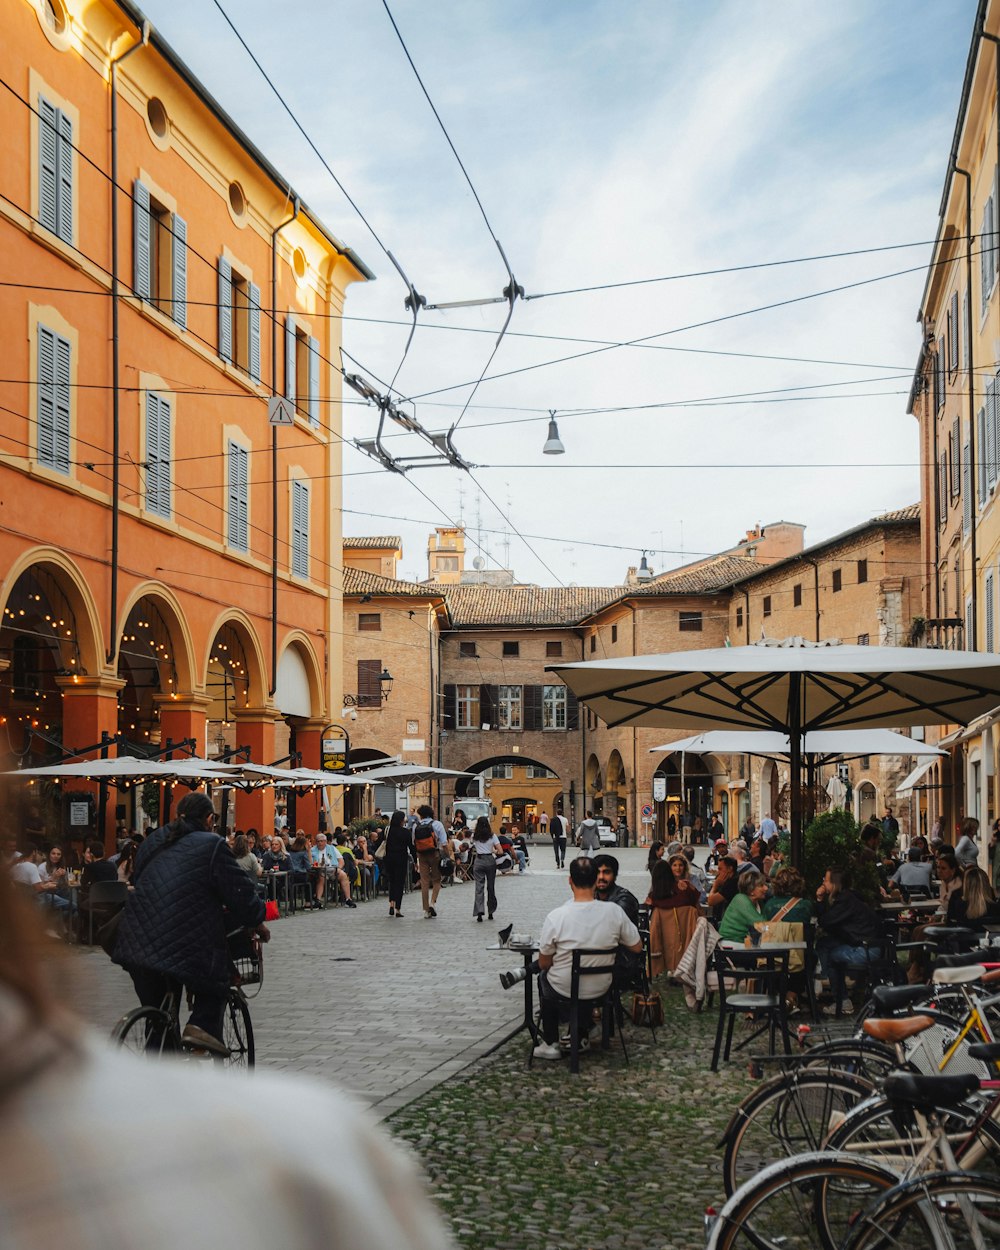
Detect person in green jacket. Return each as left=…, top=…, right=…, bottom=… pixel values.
left=718, top=870, right=768, bottom=944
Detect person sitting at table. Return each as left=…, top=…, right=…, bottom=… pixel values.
left=262, top=837, right=290, bottom=873
left=705, top=838, right=727, bottom=874
left=747, top=838, right=767, bottom=873
left=38, top=845, right=70, bottom=895
left=287, top=834, right=313, bottom=901
left=310, top=833, right=356, bottom=909
left=646, top=841, right=666, bottom=877
left=889, top=848, right=934, bottom=898
left=814, top=865, right=881, bottom=1013
left=761, top=866, right=812, bottom=1009
left=116, top=840, right=139, bottom=885
left=75, top=840, right=119, bottom=940
left=706, top=855, right=739, bottom=923
left=718, top=869, right=768, bottom=945
left=646, top=857, right=700, bottom=976
left=353, top=835, right=377, bottom=895
left=232, top=833, right=263, bottom=883
left=946, top=866, right=1000, bottom=930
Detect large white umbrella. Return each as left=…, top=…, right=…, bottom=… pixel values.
left=350, top=763, right=475, bottom=786
left=8, top=755, right=238, bottom=783
left=549, top=639, right=1000, bottom=861
left=648, top=729, right=946, bottom=762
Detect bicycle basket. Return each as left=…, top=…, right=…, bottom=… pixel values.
left=231, top=936, right=263, bottom=997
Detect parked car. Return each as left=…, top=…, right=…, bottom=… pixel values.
left=596, top=818, right=616, bottom=846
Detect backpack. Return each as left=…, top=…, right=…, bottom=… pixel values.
left=413, top=819, right=438, bottom=854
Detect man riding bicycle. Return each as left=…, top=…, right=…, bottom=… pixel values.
left=113, top=791, right=269, bottom=1055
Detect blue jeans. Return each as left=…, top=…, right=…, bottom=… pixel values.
left=818, top=940, right=880, bottom=983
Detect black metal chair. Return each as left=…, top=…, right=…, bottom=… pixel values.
left=830, top=917, right=901, bottom=1016
left=566, top=947, right=627, bottom=1074
left=711, top=945, right=791, bottom=1072
left=85, top=879, right=129, bottom=945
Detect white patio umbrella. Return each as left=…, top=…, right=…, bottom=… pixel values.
left=648, top=729, right=946, bottom=762
left=8, top=755, right=238, bottom=783
left=548, top=639, right=1000, bottom=862
left=349, top=763, right=475, bottom=786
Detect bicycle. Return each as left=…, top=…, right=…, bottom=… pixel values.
left=111, top=931, right=260, bottom=1069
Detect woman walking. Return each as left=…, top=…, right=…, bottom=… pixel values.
left=471, top=816, right=500, bottom=923
left=384, top=810, right=413, bottom=918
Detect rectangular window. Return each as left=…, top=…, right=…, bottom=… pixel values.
left=792, top=584, right=802, bottom=607
left=226, top=440, right=248, bottom=552
left=38, top=95, right=72, bottom=244
left=286, top=316, right=320, bottom=427
left=144, top=392, right=172, bottom=518
left=497, top=685, right=522, bottom=730
left=762, top=596, right=771, bottom=618
left=36, top=325, right=71, bottom=474
left=358, top=613, right=381, bottom=631
left=679, top=611, right=703, bottom=632
left=528, top=765, right=552, bottom=779
left=963, top=441, right=972, bottom=536
left=857, top=633, right=870, bottom=646
left=938, top=452, right=948, bottom=526
left=986, top=569, right=995, bottom=653
left=357, top=659, right=382, bottom=709
left=832, top=569, right=842, bottom=593
left=542, top=684, right=567, bottom=730
left=979, top=406, right=989, bottom=505
left=545, top=641, right=562, bottom=658
left=949, top=291, right=960, bottom=373
left=983, top=188, right=996, bottom=313
left=459, top=641, right=478, bottom=658
left=736, top=605, right=744, bottom=629
left=988, top=376, right=999, bottom=491
left=291, top=480, right=310, bottom=578
left=490, top=763, right=513, bottom=779
left=133, top=181, right=187, bottom=327
left=218, top=257, right=261, bottom=380
left=966, top=596, right=974, bottom=649
left=951, top=419, right=961, bottom=497
left=456, top=684, right=479, bottom=729
left=611, top=624, right=618, bottom=643
left=502, top=641, right=519, bottom=657
left=963, top=289, right=971, bottom=371
left=589, top=633, right=596, bottom=653
left=857, top=559, right=868, bottom=585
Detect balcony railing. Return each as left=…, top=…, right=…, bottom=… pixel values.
left=914, top=618, right=965, bottom=650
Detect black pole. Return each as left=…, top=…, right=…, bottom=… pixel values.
left=162, top=737, right=175, bottom=824
left=788, top=674, right=803, bottom=869
left=805, top=753, right=817, bottom=827
left=97, top=729, right=112, bottom=846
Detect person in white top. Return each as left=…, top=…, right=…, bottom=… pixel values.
left=533, top=857, right=642, bottom=1061
left=955, top=817, right=980, bottom=869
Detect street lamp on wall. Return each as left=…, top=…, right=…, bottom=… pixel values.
left=342, top=667, right=394, bottom=707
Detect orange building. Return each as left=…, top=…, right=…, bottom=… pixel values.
left=0, top=0, right=371, bottom=844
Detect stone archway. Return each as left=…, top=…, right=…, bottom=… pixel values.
left=606, top=749, right=626, bottom=822
left=116, top=589, right=196, bottom=750
left=857, top=780, right=878, bottom=824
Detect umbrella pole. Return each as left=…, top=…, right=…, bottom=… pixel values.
left=788, top=675, right=803, bottom=869
left=805, top=753, right=817, bottom=826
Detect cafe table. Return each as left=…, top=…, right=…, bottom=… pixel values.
left=485, top=938, right=540, bottom=1054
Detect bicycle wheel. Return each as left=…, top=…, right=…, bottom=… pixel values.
left=708, top=1150, right=899, bottom=1250
left=842, top=1172, right=1000, bottom=1249
left=826, top=1093, right=1000, bottom=1177
left=722, top=1067, right=874, bottom=1197
left=220, top=991, right=254, bottom=1069
left=111, top=1007, right=178, bottom=1058
left=802, top=1037, right=902, bottom=1084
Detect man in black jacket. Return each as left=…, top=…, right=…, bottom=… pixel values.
left=114, top=791, right=268, bottom=1055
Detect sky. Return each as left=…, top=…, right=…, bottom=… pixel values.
left=138, top=0, right=979, bottom=585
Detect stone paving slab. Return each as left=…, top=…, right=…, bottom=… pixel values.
left=63, top=850, right=656, bottom=1119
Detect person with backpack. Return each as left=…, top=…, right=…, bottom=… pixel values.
left=413, top=804, right=448, bottom=919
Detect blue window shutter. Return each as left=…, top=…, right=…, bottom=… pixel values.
left=56, top=109, right=73, bottom=244
left=218, top=257, right=232, bottom=361
left=133, top=179, right=151, bottom=299
left=172, top=214, right=187, bottom=328
left=285, top=315, right=296, bottom=401
left=308, top=335, right=320, bottom=426
left=145, top=393, right=171, bottom=518
left=978, top=406, right=988, bottom=505
left=292, top=481, right=309, bottom=578
left=228, top=441, right=248, bottom=551
left=38, top=96, right=58, bottom=233
left=37, top=326, right=56, bottom=466
left=248, top=281, right=261, bottom=381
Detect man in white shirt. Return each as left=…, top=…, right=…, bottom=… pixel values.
left=11, top=845, right=70, bottom=923
left=309, top=833, right=356, bottom=908
left=759, top=813, right=777, bottom=840
left=533, top=857, right=641, bottom=1061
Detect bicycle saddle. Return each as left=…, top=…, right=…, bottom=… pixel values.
left=870, top=984, right=932, bottom=1016
left=932, top=964, right=985, bottom=985
left=883, top=1071, right=980, bottom=1110
left=923, top=926, right=977, bottom=941
left=862, top=1014, right=934, bottom=1043
left=936, top=950, right=996, bottom=969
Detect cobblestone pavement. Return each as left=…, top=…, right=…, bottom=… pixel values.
left=63, top=845, right=761, bottom=1245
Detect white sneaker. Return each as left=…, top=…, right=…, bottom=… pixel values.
left=532, top=1041, right=563, bottom=1061
left=822, top=998, right=853, bottom=1016
left=559, top=1034, right=590, bottom=1053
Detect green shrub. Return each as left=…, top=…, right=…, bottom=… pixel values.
left=348, top=816, right=383, bottom=838
left=799, top=808, right=879, bottom=904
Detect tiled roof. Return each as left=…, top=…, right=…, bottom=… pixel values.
left=343, top=536, right=402, bottom=549
left=642, top=554, right=761, bottom=594
left=445, top=586, right=625, bottom=627
left=873, top=504, right=920, bottom=524
left=343, top=567, right=442, bottom=598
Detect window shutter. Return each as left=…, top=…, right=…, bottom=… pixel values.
left=565, top=688, right=579, bottom=731
left=984, top=199, right=995, bottom=313
left=950, top=291, right=960, bottom=373
left=442, top=684, right=456, bottom=731
left=357, top=659, right=381, bottom=708
left=479, top=684, right=495, bottom=729
left=37, top=326, right=55, bottom=466
left=133, top=179, right=151, bottom=299
left=978, top=406, right=988, bottom=505
left=284, top=314, right=296, bottom=402
left=56, top=109, right=72, bottom=243
left=292, top=480, right=309, bottom=578
left=38, top=96, right=58, bottom=234
left=963, top=289, right=970, bottom=372
left=988, top=378, right=998, bottom=489
left=523, top=685, right=542, bottom=731
left=938, top=453, right=946, bottom=526
left=227, top=441, right=248, bottom=551
left=145, top=393, right=171, bottom=517
left=966, top=597, right=974, bottom=649
left=308, top=334, right=320, bottom=426
left=994, top=166, right=1000, bottom=277
left=172, top=214, right=187, bottom=328
left=960, top=440, right=970, bottom=532
left=218, top=257, right=232, bottom=361
left=952, top=418, right=961, bottom=495
left=987, top=570, right=995, bottom=653
left=248, top=281, right=261, bottom=381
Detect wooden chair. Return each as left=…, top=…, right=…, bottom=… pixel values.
left=711, top=945, right=790, bottom=1072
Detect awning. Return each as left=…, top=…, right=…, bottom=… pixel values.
left=895, top=759, right=936, bottom=798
